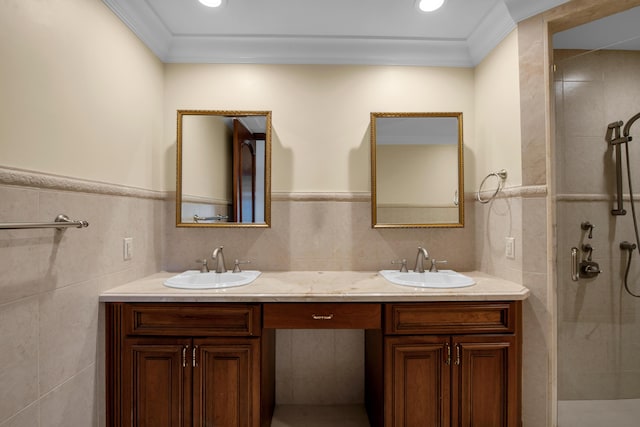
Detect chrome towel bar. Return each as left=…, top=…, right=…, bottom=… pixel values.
left=0, top=214, right=89, bottom=230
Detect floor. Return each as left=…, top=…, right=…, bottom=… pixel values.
left=270, top=405, right=371, bottom=427
left=557, top=399, right=640, bottom=427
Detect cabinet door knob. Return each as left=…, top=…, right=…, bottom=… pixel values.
left=455, top=344, right=461, bottom=366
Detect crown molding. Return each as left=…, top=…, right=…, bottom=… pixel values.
left=102, top=0, right=568, bottom=67
left=103, top=0, right=172, bottom=59
left=467, top=1, right=516, bottom=65
left=165, top=35, right=474, bottom=66
left=503, top=0, right=570, bottom=22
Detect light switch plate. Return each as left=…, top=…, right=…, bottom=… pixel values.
left=123, top=237, right=133, bottom=260
left=505, top=237, right=515, bottom=259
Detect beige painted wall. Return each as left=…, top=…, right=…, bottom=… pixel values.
left=163, top=64, right=476, bottom=194
left=0, top=0, right=164, bottom=190
left=474, top=30, right=523, bottom=188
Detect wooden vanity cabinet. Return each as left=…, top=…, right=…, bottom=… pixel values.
left=366, top=301, right=522, bottom=427
left=107, top=300, right=521, bottom=427
left=106, top=303, right=274, bottom=427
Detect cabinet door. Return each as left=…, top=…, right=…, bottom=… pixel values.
left=452, top=335, right=518, bottom=427
left=122, top=337, right=192, bottom=427
left=193, top=338, right=261, bottom=427
left=385, top=336, right=451, bottom=427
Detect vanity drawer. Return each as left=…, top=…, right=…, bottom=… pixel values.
left=263, top=303, right=381, bottom=329
left=385, top=302, right=517, bottom=335
left=122, top=303, right=261, bottom=337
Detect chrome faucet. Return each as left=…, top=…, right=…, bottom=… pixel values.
left=211, top=246, right=227, bottom=273
left=429, top=259, right=447, bottom=273
left=414, top=246, right=429, bottom=273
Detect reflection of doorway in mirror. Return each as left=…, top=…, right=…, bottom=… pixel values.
left=176, top=110, right=271, bottom=227
left=233, top=119, right=266, bottom=223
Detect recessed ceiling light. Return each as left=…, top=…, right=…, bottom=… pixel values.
left=198, top=0, right=224, bottom=8
left=416, top=0, right=446, bottom=13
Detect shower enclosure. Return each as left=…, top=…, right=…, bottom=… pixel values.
left=554, top=10, right=640, bottom=426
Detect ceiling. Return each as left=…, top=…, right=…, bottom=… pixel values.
left=553, top=5, right=640, bottom=51
left=102, top=0, right=569, bottom=66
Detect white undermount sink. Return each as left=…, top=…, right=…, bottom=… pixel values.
left=163, top=270, right=261, bottom=289
left=379, top=270, right=475, bottom=288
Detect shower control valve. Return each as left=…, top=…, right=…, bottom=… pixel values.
left=581, top=221, right=595, bottom=239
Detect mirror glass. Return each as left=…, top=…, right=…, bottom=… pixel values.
left=371, top=112, right=464, bottom=228
left=176, top=110, right=271, bottom=227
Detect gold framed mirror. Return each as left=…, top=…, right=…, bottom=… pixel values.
left=371, top=112, right=464, bottom=228
left=176, top=110, right=271, bottom=228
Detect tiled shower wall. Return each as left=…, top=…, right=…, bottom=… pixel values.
left=555, top=49, right=640, bottom=400
left=0, top=169, right=163, bottom=427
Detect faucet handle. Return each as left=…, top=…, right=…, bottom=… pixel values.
left=196, top=259, right=209, bottom=273
left=233, top=259, right=251, bottom=273
left=429, top=259, right=448, bottom=273
left=391, top=259, right=408, bottom=272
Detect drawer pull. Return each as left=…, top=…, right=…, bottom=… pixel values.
left=312, top=314, right=334, bottom=320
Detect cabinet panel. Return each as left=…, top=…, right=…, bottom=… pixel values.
left=263, top=303, right=381, bottom=329
left=452, top=335, right=518, bottom=427
left=385, top=302, right=515, bottom=335
left=384, top=336, right=450, bottom=427
left=193, top=338, right=261, bottom=427
left=123, top=303, right=261, bottom=336
left=122, top=338, right=192, bottom=427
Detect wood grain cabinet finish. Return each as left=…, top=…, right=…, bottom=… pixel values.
left=366, top=301, right=522, bottom=427
left=263, top=303, right=381, bottom=329
left=107, top=300, right=521, bottom=427
left=122, top=338, right=192, bottom=427
left=107, top=303, right=274, bottom=427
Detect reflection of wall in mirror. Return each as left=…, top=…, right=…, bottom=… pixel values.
left=377, top=144, right=458, bottom=223
left=182, top=116, right=232, bottom=221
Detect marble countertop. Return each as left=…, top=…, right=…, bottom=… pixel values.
left=99, top=271, right=529, bottom=303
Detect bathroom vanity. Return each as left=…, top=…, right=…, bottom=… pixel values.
left=101, top=271, right=528, bottom=427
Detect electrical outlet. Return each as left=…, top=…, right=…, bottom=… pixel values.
left=505, top=237, right=515, bottom=259
left=123, top=237, right=133, bottom=260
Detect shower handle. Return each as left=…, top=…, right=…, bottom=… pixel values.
left=571, top=247, right=579, bottom=281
